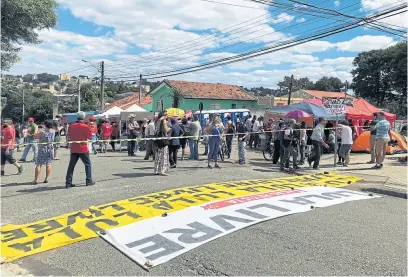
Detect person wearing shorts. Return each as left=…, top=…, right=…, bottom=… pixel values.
left=371, top=112, right=392, bottom=169
left=338, top=121, right=353, bottom=167
left=1, top=119, right=24, bottom=176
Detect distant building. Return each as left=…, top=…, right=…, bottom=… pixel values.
left=32, top=74, right=38, bottom=80
left=78, top=75, right=89, bottom=83
left=60, top=73, right=70, bottom=81
left=258, top=96, right=303, bottom=107
left=40, top=84, right=58, bottom=94
left=104, top=92, right=153, bottom=111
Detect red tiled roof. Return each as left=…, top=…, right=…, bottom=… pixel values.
left=166, top=80, right=256, bottom=100
left=105, top=93, right=152, bottom=111
left=303, top=90, right=353, bottom=99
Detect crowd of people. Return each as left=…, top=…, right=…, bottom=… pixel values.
left=1, top=110, right=393, bottom=186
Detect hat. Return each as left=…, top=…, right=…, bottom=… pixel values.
left=128, top=114, right=135, bottom=118
left=77, top=111, right=86, bottom=120
left=28, top=117, right=34, bottom=122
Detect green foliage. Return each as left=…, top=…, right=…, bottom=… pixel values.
left=278, top=77, right=315, bottom=95
left=351, top=41, right=407, bottom=118
left=1, top=0, right=58, bottom=71
left=314, top=77, right=344, bottom=92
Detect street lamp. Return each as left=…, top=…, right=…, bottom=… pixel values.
left=82, top=59, right=101, bottom=72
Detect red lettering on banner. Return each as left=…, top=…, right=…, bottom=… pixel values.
left=202, top=189, right=304, bottom=210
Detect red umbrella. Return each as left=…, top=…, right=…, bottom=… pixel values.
left=285, top=110, right=311, bottom=118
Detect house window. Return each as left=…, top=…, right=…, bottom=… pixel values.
left=209, top=103, right=221, bottom=109
left=231, top=104, right=237, bottom=109
left=156, top=100, right=163, bottom=111
left=242, top=104, right=249, bottom=108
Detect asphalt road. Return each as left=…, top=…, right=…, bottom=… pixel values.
left=1, top=146, right=407, bottom=276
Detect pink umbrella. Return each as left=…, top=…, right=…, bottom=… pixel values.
left=285, top=109, right=311, bottom=118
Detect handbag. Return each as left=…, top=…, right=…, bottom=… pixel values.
left=154, top=120, right=169, bottom=148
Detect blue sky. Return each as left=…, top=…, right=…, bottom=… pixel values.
left=9, top=0, right=407, bottom=88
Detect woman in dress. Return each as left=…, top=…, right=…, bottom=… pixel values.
left=33, top=120, right=55, bottom=184
left=154, top=111, right=170, bottom=176
left=205, top=114, right=224, bottom=169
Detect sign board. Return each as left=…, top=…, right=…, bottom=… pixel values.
left=323, top=98, right=353, bottom=116
left=100, top=187, right=377, bottom=269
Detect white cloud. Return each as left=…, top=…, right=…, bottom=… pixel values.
left=291, top=40, right=336, bottom=54
left=296, top=17, right=306, bottom=23
left=361, top=0, right=408, bottom=28
left=336, top=35, right=394, bottom=52
left=334, top=0, right=340, bottom=7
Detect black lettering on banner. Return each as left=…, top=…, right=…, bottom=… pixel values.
left=220, top=182, right=239, bottom=189
left=165, top=222, right=222, bottom=244
left=280, top=196, right=315, bottom=205
left=152, top=201, right=174, bottom=211
left=85, top=219, right=119, bottom=233
left=254, top=185, right=277, bottom=191
left=210, top=214, right=253, bottom=231
left=324, top=180, right=347, bottom=186
left=28, top=220, right=63, bottom=234
left=67, top=212, right=94, bottom=225
left=55, top=226, right=82, bottom=239
left=193, top=193, right=219, bottom=201
left=127, top=197, right=154, bottom=205
left=237, top=187, right=260, bottom=193
left=242, top=180, right=262, bottom=186
left=98, top=204, right=125, bottom=212
left=272, top=184, right=296, bottom=190
left=113, top=211, right=141, bottom=219
left=88, top=208, right=104, bottom=217
left=321, top=191, right=362, bottom=198
left=248, top=203, right=290, bottom=213
left=126, top=234, right=184, bottom=261
left=1, top=229, right=27, bottom=243
left=235, top=209, right=268, bottom=219
left=173, top=188, right=202, bottom=195
left=148, top=193, right=172, bottom=200
left=9, top=237, right=44, bottom=252
left=212, top=190, right=235, bottom=197
left=169, top=197, right=196, bottom=204
left=195, top=185, right=217, bottom=191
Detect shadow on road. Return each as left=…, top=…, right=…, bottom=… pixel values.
left=113, top=172, right=157, bottom=178
left=16, top=186, right=66, bottom=193
left=0, top=181, right=35, bottom=188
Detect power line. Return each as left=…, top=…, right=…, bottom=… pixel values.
left=108, top=1, right=400, bottom=79
left=111, top=4, right=406, bottom=81
left=200, top=0, right=266, bottom=10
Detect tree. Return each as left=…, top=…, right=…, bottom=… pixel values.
left=351, top=41, right=407, bottom=117
left=314, top=76, right=344, bottom=92
left=1, top=0, right=58, bottom=71
left=277, top=76, right=314, bottom=96
left=37, top=73, right=59, bottom=83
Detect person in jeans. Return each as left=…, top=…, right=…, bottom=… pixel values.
left=236, top=120, right=249, bottom=164
left=144, top=119, right=156, bottom=160
left=168, top=118, right=184, bottom=168
left=1, top=119, right=24, bottom=176
left=110, top=122, right=119, bottom=151
left=224, top=115, right=235, bottom=158
left=20, top=117, right=38, bottom=162
left=367, top=113, right=378, bottom=164
left=298, top=121, right=306, bottom=165
left=308, top=117, right=329, bottom=169
left=371, top=111, right=392, bottom=169
left=65, top=111, right=94, bottom=188
left=280, top=119, right=299, bottom=171
left=180, top=118, right=189, bottom=160
left=272, top=121, right=284, bottom=164
left=206, top=115, right=223, bottom=169
left=126, top=115, right=139, bottom=157
left=338, top=121, right=353, bottom=167
left=187, top=116, right=201, bottom=160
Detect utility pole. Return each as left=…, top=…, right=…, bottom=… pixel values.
left=100, top=61, right=105, bottom=110
left=22, top=88, right=25, bottom=124
left=287, top=74, right=294, bottom=105
left=344, top=80, right=348, bottom=99
left=139, top=74, right=142, bottom=107
left=78, top=79, right=81, bottom=112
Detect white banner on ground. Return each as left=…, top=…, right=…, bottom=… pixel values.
left=100, top=187, right=378, bottom=269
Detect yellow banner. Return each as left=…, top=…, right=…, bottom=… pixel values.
left=1, top=173, right=361, bottom=262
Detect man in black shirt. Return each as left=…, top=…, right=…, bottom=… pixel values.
left=280, top=119, right=299, bottom=171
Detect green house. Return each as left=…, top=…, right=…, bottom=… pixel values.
left=148, top=80, right=260, bottom=111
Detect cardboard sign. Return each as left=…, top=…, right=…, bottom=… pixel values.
left=323, top=98, right=353, bottom=116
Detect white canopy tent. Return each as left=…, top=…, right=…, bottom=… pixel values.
left=95, top=106, right=122, bottom=118
left=125, top=104, right=146, bottom=112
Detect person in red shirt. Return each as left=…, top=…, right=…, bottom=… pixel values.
left=1, top=119, right=24, bottom=176
left=99, top=119, right=112, bottom=153
left=110, top=122, right=119, bottom=151
left=87, top=116, right=98, bottom=155
left=65, top=112, right=95, bottom=188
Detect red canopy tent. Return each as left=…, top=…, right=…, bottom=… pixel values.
left=353, top=98, right=396, bottom=122
left=302, top=99, right=372, bottom=120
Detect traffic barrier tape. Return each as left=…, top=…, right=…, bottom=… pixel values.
left=0, top=172, right=361, bottom=262
left=11, top=125, right=371, bottom=146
